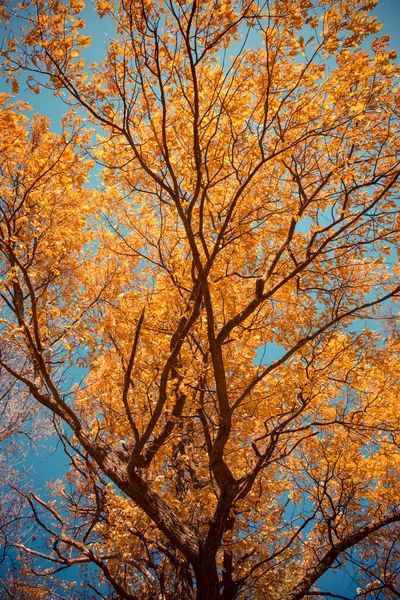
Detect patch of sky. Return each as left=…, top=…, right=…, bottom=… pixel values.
left=255, top=340, right=285, bottom=365
left=0, top=415, right=112, bottom=597
left=296, top=214, right=313, bottom=234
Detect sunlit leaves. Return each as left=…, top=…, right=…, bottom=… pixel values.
left=0, top=0, right=399, bottom=598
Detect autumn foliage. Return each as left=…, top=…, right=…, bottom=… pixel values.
left=0, top=0, right=400, bottom=598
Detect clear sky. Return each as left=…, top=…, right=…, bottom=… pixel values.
left=374, top=0, right=400, bottom=50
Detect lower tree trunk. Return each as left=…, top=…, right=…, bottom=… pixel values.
left=195, top=561, right=220, bottom=600
left=173, top=561, right=195, bottom=600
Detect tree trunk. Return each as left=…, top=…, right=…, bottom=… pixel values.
left=195, top=560, right=220, bottom=600
left=173, top=561, right=195, bottom=600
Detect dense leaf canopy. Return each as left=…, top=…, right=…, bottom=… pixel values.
left=0, top=0, right=399, bottom=598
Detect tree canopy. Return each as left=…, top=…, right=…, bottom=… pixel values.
left=0, top=0, right=399, bottom=598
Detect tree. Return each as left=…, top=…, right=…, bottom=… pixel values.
left=0, top=0, right=399, bottom=597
